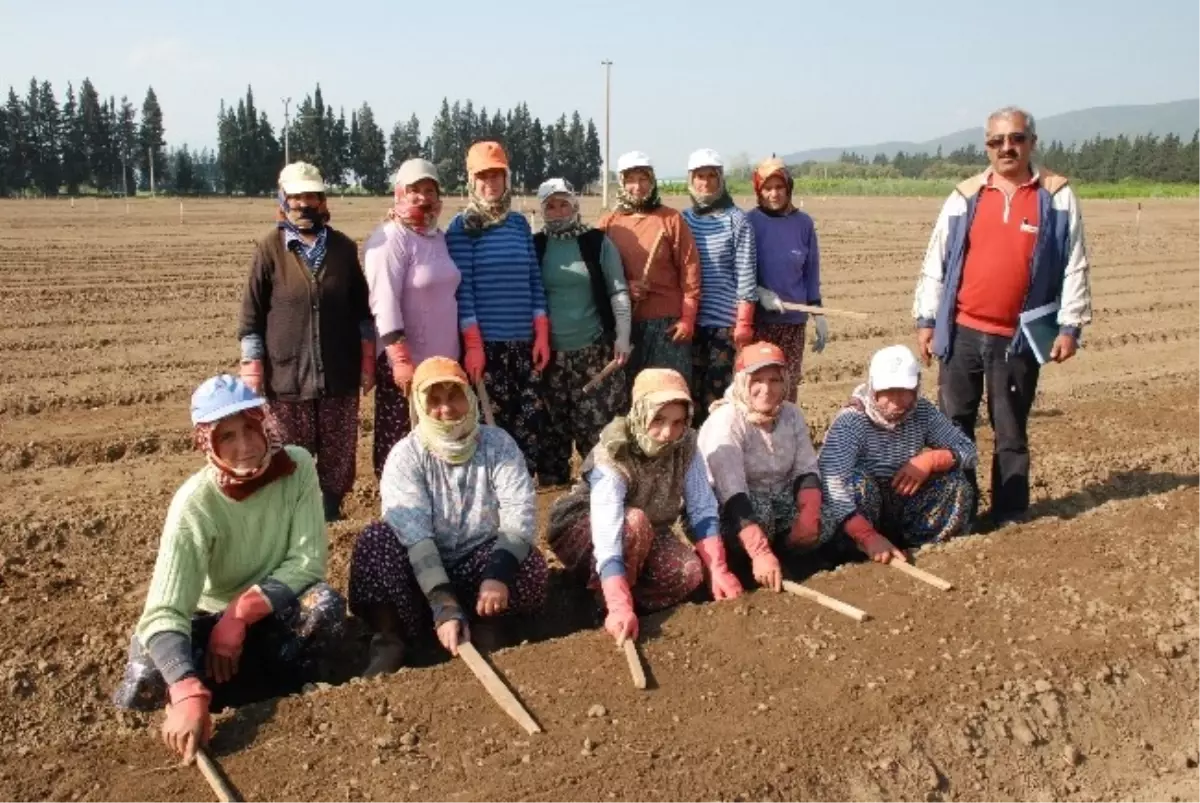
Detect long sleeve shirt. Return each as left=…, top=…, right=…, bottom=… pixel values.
left=598, top=207, right=702, bottom=324
left=697, top=401, right=819, bottom=503
left=135, top=446, right=327, bottom=646
left=362, top=220, right=461, bottom=362
left=540, top=235, right=631, bottom=352
left=747, top=208, right=822, bottom=326
left=446, top=212, right=546, bottom=342
left=681, top=206, right=758, bottom=328
left=817, top=399, right=978, bottom=525
left=586, top=450, right=719, bottom=580
left=379, top=426, right=536, bottom=567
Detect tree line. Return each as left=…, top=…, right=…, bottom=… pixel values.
left=805, top=131, right=1200, bottom=184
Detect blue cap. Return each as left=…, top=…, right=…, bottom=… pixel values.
left=190, top=374, right=266, bottom=426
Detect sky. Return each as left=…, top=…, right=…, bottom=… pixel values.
left=1, top=0, right=1197, bottom=175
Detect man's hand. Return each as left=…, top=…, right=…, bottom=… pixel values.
left=1050, top=334, right=1077, bottom=363
left=916, top=327, right=934, bottom=366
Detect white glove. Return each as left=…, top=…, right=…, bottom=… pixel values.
left=757, top=286, right=785, bottom=313
left=811, top=315, right=828, bottom=353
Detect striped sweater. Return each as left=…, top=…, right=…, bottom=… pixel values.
left=446, top=212, right=547, bottom=342
left=681, top=206, right=758, bottom=327
left=817, top=397, right=977, bottom=526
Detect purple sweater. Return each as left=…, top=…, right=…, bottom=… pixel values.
left=362, top=220, right=461, bottom=362
left=746, top=208, right=821, bottom=325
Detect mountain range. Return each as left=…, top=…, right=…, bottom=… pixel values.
left=781, top=99, right=1199, bottom=164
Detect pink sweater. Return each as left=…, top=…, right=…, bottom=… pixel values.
left=363, top=220, right=462, bottom=363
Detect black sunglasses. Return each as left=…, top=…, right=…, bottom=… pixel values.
left=986, top=132, right=1030, bottom=149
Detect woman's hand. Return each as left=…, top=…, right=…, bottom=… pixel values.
left=437, top=619, right=469, bottom=656
left=476, top=580, right=510, bottom=617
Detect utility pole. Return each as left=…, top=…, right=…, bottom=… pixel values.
left=148, top=147, right=156, bottom=196
left=282, top=97, right=292, bottom=164
left=601, top=60, right=613, bottom=208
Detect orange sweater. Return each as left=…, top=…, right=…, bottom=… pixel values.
left=598, top=207, right=701, bottom=324
left=955, top=182, right=1040, bottom=337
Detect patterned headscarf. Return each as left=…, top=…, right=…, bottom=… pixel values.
left=688, top=168, right=735, bottom=216
left=277, top=189, right=330, bottom=270
left=598, top=368, right=694, bottom=461
left=461, top=173, right=513, bottom=235
left=411, top=357, right=481, bottom=465
left=540, top=185, right=590, bottom=240
left=711, top=367, right=784, bottom=427
left=193, top=407, right=296, bottom=500
left=389, top=185, right=443, bottom=236
left=614, top=169, right=663, bottom=214
left=752, top=158, right=796, bottom=217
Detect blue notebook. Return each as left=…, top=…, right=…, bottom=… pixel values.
left=1019, top=302, right=1060, bottom=365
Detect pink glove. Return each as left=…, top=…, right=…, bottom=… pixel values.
left=600, top=575, right=638, bottom=644
left=669, top=297, right=698, bottom=343
left=733, top=301, right=756, bottom=349
left=239, top=359, right=265, bottom=395
left=532, top=315, right=551, bottom=373
left=462, top=324, right=486, bottom=383
left=161, top=676, right=212, bottom=764
left=206, top=586, right=273, bottom=683
left=737, top=523, right=781, bottom=592
left=788, top=487, right=823, bottom=550
left=844, top=514, right=907, bottom=564
left=694, top=536, right=743, bottom=600
left=360, top=339, right=376, bottom=394
left=386, top=341, right=415, bottom=392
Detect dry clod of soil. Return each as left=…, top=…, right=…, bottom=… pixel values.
left=587, top=704, right=607, bottom=718
left=1011, top=720, right=1039, bottom=747
left=1034, top=679, right=1054, bottom=693
left=1064, top=744, right=1083, bottom=766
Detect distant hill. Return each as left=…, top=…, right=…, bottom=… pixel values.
left=782, top=99, right=1200, bottom=164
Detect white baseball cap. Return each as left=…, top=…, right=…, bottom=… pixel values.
left=869, top=345, right=921, bottom=391
left=537, top=177, right=575, bottom=204
left=616, top=150, right=653, bottom=174
left=687, top=148, right=724, bottom=172
left=278, top=161, right=325, bottom=195
left=395, top=158, right=440, bottom=189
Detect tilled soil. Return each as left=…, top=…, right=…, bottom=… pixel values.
left=0, top=195, right=1196, bottom=802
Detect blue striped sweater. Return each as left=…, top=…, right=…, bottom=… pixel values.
left=446, top=212, right=547, bottom=342
left=682, top=206, right=758, bottom=327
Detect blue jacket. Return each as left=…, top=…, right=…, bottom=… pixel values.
left=912, top=167, right=1092, bottom=360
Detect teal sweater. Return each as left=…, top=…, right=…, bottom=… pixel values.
left=135, top=445, right=327, bottom=646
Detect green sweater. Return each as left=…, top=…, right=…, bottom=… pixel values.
left=541, top=236, right=628, bottom=352
left=135, top=445, right=327, bottom=645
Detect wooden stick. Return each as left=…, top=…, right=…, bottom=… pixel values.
left=196, top=749, right=241, bottom=803
left=620, top=638, right=648, bottom=690
left=889, top=561, right=954, bottom=591
left=634, top=230, right=666, bottom=304
left=474, top=381, right=496, bottom=427
left=458, top=642, right=542, bottom=735
left=582, top=351, right=630, bottom=395
left=781, top=580, right=870, bottom=622
left=778, top=301, right=869, bottom=321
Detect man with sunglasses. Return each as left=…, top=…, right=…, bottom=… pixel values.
left=911, top=106, right=1092, bottom=528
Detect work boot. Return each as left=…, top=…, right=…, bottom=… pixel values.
left=322, top=491, right=344, bottom=523
left=363, top=633, right=406, bottom=677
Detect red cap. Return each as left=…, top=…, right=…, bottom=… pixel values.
left=736, top=341, right=787, bottom=374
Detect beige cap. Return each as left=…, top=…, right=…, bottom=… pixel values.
left=395, top=158, right=440, bottom=189
left=278, top=161, right=325, bottom=195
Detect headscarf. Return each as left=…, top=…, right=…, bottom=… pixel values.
left=540, top=190, right=590, bottom=240
left=389, top=186, right=443, bottom=235
left=710, top=368, right=784, bottom=427
left=193, top=407, right=296, bottom=501
left=614, top=169, right=663, bottom=215
left=752, top=158, right=796, bottom=217
left=277, top=189, right=329, bottom=270
left=598, top=368, right=693, bottom=462
left=688, top=168, right=735, bottom=215
left=411, top=357, right=481, bottom=465
left=460, top=174, right=512, bottom=235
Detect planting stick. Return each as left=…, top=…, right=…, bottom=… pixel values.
left=620, top=638, right=648, bottom=690
left=458, top=642, right=542, bottom=735
left=889, top=561, right=953, bottom=591
left=196, top=748, right=242, bottom=802
left=777, top=301, right=869, bottom=320
left=781, top=580, right=870, bottom=622
left=475, top=381, right=496, bottom=427
left=582, top=350, right=630, bottom=394
left=635, top=230, right=666, bottom=302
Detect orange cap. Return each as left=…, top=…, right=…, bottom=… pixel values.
left=736, top=341, right=787, bottom=374
left=466, top=141, right=509, bottom=176
left=412, top=356, right=469, bottom=393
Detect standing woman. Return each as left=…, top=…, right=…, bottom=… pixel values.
left=746, top=158, right=828, bottom=396
left=362, top=158, right=461, bottom=479
left=445, top=141, right=549, bottom=475
left=238, top=162, right=374, bottom=522
left=598, top=151, right=701, bottom=385
left=681, top=148, right=758, bottom=427
left=533, top=177, right=632, bottom=487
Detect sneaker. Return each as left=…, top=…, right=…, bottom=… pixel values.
left=363, top=633, right=406, bottom=677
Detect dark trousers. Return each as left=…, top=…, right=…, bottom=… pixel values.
left=937, top=325, right=1040, bottom=519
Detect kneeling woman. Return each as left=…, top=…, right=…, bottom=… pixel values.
left=350, top=357, right=548, bottom=675
left=819, top=345, right=977, bottom=563
left=698, top=341, right=823, bottom=591
left=547, top=368, right=743, bottom=646
left=112, top=375, right=345, bottom=764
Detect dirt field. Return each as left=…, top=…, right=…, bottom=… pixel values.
left=0, top=194, right=1196, bottom=802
